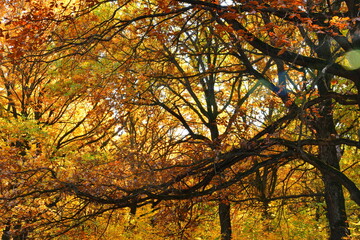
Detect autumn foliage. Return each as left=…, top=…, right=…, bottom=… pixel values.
left=0, top=0, right=359, bottom=239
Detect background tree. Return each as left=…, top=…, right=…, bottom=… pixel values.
left=0, top=1, right=122, bottom=238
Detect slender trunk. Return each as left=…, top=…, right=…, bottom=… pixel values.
left=316, top=100, right=349, bottom=239
left=313, top=31, right=350, bottom=239
left=323, top=171, right=349, bottom=239
left=219, top=202, right=232, bottom=240
left=319, top=140, right=349, bottom=239
left=126, top=204, right=137, bottom=230
left=208, top=119, right=232, bottom=240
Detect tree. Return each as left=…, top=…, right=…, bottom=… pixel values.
left=1, top=0, right=360, bottom=239
left=0, top=1, right=121, bottom=238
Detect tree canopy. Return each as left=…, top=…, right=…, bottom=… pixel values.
left=0, top=0, right=359, bottom=239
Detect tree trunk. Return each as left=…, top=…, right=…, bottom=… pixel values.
left=323, top=172, right=349, bottom=239
left=317, top=100, right=349, bottom=239
left=320, top=141, right=349, bottom=239
left=313, top=31, right=350, bottom=239
left=219, top=202, right=232, bottom=240
left=208, top=118, right=232, bottom=240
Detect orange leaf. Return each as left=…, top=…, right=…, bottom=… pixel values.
left=277, top=47, right=287, bottom=56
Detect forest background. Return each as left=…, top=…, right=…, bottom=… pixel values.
left=0, top=0, right=359, bottom=239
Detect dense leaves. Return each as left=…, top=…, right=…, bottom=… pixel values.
left=0, top=0, right=359, bottom=239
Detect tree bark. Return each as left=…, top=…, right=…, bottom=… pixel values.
left=318, top=121, right=350, bottom=239
left=322, top=170, right=349, bottom=239
left=317, top=100, right=350, bottom=239
left=312, top=30, right=350, bottom=239
left=219, top=202, right=232, bottom=240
